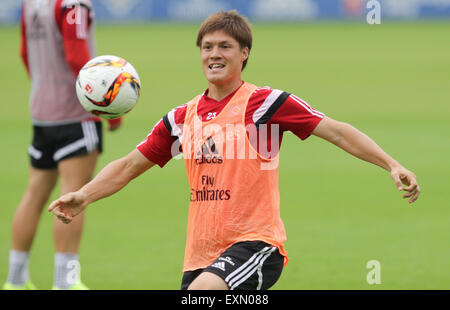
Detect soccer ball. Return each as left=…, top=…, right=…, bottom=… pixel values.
left=76, top=55, right=141, bottom=119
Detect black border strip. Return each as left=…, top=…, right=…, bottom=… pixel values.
left=254, top=91, right=291, bottom=130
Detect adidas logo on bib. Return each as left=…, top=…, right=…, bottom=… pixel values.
left=195, top=136, right=223, bottom=165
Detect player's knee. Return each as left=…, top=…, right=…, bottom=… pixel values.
left=24, top=181, right=54, bottom=207
left=24, top=168, right=58, bottom=204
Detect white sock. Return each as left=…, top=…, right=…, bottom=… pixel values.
left=54, top=253, right=80, bottom=290
left=6, top=250, right=30, bottom=286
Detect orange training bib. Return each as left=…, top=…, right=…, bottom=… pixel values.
left=182, top=82, right=288, bottom=271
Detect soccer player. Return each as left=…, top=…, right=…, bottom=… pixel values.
left=3, top=0, right=122, bottom=290
left=48, top=11, right=420, bottom=290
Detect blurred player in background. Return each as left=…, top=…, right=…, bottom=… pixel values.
left=3, top=0, right=121, bottom=290
left=48, top=10, right=420, bottom=290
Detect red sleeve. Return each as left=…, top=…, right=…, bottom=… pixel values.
left=56, top=3, right=120, bottom=125
left=136, top=103, right=187, bottom=167
left=57, top=5, right=92, bottom=77
left=270, top=94, right=325, bottom=140
left=137, top=118, right=178, bottom=168
left=20, top=6, right=29, bottom=75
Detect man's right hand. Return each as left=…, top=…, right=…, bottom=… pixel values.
left=48, top=191, right=87, bottom=224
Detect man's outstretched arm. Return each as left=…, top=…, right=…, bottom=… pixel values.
left=312, top=116, right=420, bottom=203
left=48, top=149, right=155, bottom=223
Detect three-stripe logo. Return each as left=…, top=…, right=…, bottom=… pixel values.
left=225, top=246, right=277, bottom=290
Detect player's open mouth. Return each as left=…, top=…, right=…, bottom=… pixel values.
left=209, top=63, right=225, bottom=70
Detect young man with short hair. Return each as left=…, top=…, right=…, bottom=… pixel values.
left=48, top=11, right=420, bottom=290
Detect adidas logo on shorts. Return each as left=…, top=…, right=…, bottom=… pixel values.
left=211, top=261, right=226, bottom=271
left=219, top=256, right=235, bottom=266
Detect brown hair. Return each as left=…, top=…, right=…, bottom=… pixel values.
left=196, top=10, right=252, bottom=70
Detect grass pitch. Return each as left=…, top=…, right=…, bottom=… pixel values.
left=0, top=22, right=449, bottom=289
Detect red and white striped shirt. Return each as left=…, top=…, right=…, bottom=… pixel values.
left=138, top=83, right=325, bottom=167
left=21, top=0, right=121, bottom=127
left=21, top=0, right=95, bottom=125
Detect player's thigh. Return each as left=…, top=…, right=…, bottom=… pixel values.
left=58, top=151, right=99, bottom=194
left=187, top=271, right=229, bottom=290
left=56, top=120, right=102, bottom=193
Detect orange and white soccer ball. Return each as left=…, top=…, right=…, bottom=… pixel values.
left=76, top=55, right=141, bottom=119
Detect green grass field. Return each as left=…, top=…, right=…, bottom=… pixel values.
left=1, top=22, right=449, bottom=290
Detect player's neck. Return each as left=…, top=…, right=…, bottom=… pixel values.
left=207, top=79, right=243, bottom=102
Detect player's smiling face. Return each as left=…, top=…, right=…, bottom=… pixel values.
left=201, top=30, right=248, bottom=85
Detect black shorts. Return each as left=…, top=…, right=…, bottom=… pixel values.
left=28, top=121, right=103, bottom=169
left=181, top=241, right=284, bottom=290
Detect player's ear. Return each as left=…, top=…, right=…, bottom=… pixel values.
left=241, top=46, right=249, bottom=63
